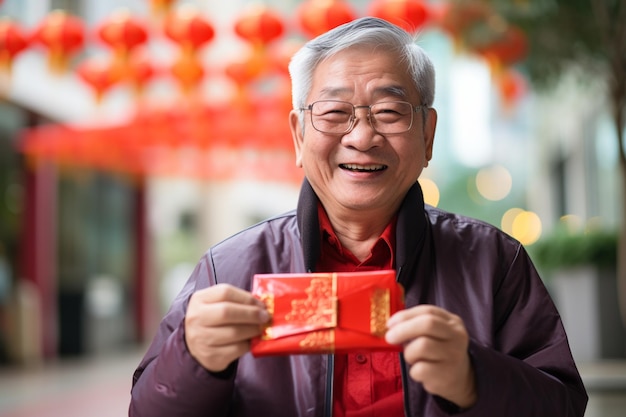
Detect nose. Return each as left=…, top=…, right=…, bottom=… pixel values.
left=341, top=107, right=381, bottom=150
left=350, top=106, right=373, bottom=131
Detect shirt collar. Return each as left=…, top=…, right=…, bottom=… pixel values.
left=317, top=203, right=396, bottom=269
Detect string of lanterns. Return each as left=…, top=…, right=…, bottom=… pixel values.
left=6, top=0, right=528, bottom=182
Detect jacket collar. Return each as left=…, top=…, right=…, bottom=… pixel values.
left=296, top=178, right=428, bottom=277
left=297, top=179, right=322, bottom=272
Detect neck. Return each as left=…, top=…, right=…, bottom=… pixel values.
left=326, top=208, right=394, bottom=261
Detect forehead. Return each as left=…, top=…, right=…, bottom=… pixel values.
left=310, top=46, right=417, bottom=101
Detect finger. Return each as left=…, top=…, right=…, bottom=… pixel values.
left=408, top=360, right=443, bottom=389
left=406, top=351, right=475, bottom=406
left=190, top=301, right=270, bottom=327
left=385, top=312, right=454, bottom=345
left=193, top=284, right=266, bottom=308
left=402, top=336, right=452, bottom=364
left=195, top=323, right=265, bottom=348
left=387, top=304, right=449, bottom=327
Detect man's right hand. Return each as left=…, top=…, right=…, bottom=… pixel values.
left=184, top=283, right=270, bottom=372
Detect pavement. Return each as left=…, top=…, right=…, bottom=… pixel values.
left=577, top=361, right=626, bottom=417
left=0, top=347, right=624, bottom=417
left=0, top=347, right=142, bottom=417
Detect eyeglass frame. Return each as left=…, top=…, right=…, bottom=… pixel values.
left=298, top=99, right=428, bottom=135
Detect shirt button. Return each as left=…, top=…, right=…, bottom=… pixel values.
left=355, top=354, right=367, bottom=364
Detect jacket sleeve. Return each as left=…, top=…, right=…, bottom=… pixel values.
left=129, top=255, right=236, bottom=417
left=460, top=341, right=587, bottom=417
left=450, top=244, right=588, bottom=417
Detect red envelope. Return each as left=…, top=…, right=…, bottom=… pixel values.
left=250, top=270, right=404, bottom=356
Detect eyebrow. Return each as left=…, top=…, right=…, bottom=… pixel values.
left=317, top=85, right=411, bottom=101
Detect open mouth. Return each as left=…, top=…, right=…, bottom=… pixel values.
left=339, top=163, right=387, bottom=173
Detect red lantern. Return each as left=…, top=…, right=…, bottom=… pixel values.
left=163, top=7, right=214, bottom=94
left=76, top=57, right=123, bottom=102
left=126, top=51, right=158, bottom=96
left=96, top=11, right=149, bottom=64
left=32, top=10, right=85, bottom=73
left=0, top=19, right=29, bottom=73
left=224, top=50, right=265, bottom=88
left=234, top=5, right=285, bottom=47
left=474, top=26, right=528, bottom=70
left=297, top=0, right=357, bottom=38
left=496, top=68, right=527, bottom=110
left=170, top=52, right=205, bottom=93
left=367, top=0, right=430, bottom=33
left=163, top=7, right=215, bottom=53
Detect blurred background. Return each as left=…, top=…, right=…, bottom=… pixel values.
left=0, top=0, right=624, bottom=416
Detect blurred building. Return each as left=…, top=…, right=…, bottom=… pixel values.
left=0, top=0, right=303, bottom=364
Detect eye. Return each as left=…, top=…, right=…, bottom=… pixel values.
left=372, top=103, right=409, bottom=123
left=376, top=108, right=402, bottom=115
left=314, top=102, right=352, bottom=120
left=373, top=102, right=408, bottom=115
left=323, top=108, right=350, bottom=116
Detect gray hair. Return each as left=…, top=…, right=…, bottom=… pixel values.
left=288, top=17, right=436, bottom=111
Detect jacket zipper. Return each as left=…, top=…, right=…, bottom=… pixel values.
left=325, top=354, right=334, bottom=417
left=396, top=266, right=410, bottom=417
left=400, top=354, right=411, bottom=417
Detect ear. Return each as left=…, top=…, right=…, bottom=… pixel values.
left=423, top=108, right=437, bottom=167
left=289, top=110, right=304, bottom=168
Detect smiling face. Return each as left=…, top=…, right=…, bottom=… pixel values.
left=289, top=46, right=437, bottom=221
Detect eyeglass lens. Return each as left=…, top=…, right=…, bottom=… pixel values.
left=309, top=100, right=414, bottom=134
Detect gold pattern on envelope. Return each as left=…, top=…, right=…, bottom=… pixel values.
left=285, top=277, right=337, bottom=327
left=259, top=293, right=275, bottom=340
left=298, top=329, right=335, bottom=352
left=370, top=288, right=390, bottom=337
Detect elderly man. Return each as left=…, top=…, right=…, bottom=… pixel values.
left=130, top=17, right=587, bottom=417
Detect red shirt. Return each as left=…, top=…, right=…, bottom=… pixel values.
left=316, top=205, right=404, bottom=417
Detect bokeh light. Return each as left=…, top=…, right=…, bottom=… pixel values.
left=501, top=207, right=524, bottom=235
left=475, top=164, right=512, bottom=201
left=512, top=210, right=542, bottom=245
left=419, top=177, right=440, bottom=207
left=559, top=214, right=583, bottom=232
left=502, top=208, right=542, bottom=245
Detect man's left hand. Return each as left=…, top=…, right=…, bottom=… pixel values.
left=385, top=304, right=477, bottom=409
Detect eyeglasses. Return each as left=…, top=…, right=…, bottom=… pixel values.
left=299, top=100, right=426, bottom=135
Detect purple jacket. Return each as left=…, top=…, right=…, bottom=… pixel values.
left=130, top=180, right=587, bottom=416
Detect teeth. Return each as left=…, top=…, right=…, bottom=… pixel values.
left=341, top=164, right=386, bottom=172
